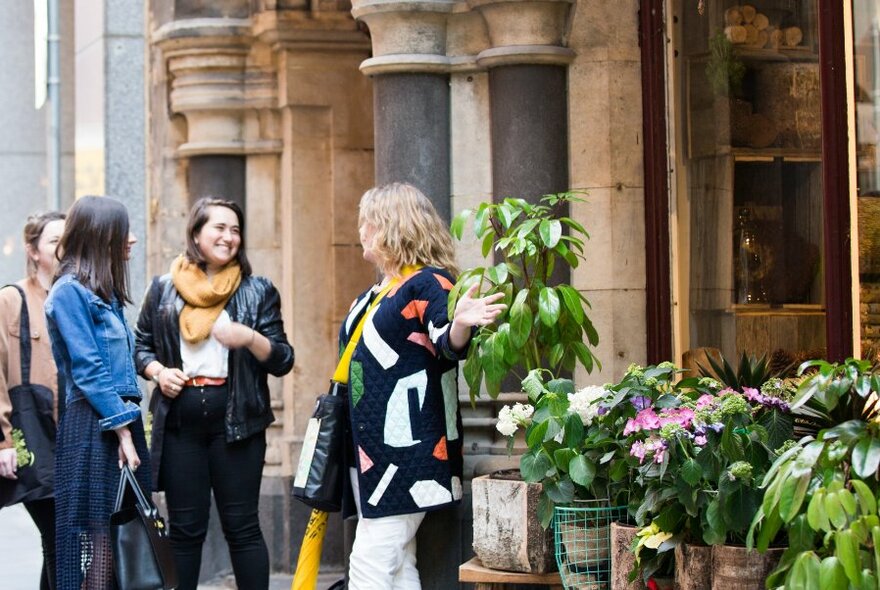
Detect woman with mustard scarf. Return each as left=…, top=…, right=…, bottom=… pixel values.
left=134, top=197, right=294, bottom=590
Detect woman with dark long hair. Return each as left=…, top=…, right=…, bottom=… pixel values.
left=135, top=197, right=294, bottom=589
left=0, top=210, right=65, bottom=590
left=45, top=196, right=146, bottom=589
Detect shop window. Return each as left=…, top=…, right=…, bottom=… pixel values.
left=853, top=0, right=880, bottom=360
left=671, top=0, right=826, bottom=364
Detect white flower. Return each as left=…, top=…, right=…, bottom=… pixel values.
left=496, top=417, right=518, bottom=436
left=567, top=385, right=607, bottom=426
left=510, top=402, right=534, bottom=422
left=496, top=403, right=534, bottom=437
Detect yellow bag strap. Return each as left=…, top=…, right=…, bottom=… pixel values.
left=332, top=266, right=421, bottom=385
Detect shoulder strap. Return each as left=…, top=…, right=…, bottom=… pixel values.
left=331, top=265, right=423, bottom=385
left=332, top=281, right=395, bottom=385
left=2, top=285, right=30, bottom=386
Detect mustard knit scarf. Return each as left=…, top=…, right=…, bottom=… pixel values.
left=171, top=255, right=242, bottom=343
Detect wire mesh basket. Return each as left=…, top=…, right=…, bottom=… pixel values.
left=553, top=501, right=627, bottom=590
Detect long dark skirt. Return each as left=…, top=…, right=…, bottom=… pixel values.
left=55, top=398, right=150, bottom=590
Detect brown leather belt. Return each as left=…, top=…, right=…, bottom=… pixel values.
left=183, top=376, right=227, bottom=387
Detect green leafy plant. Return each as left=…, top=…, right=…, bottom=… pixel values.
left=496, top=369, right=629, bottom=528
left=11, top=428, right=34, bottom=468
left=706, top=30, right=746, bottom=97
left=748, top=358, right=880, bottom=589
left=449, top=192, right=599, bottom=400
left=698, top=352, right=775, bottom=389
left=622, top=367, right=795, bottom=582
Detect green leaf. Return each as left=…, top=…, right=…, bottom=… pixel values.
left=520, top=451, right=551, bottom=482
left=758, top=410, right=795, bottom=452
left=538, top=219, right=562, bottom=248
left=569, top=455, right=597, bottom=488
left=851, top=437, right=880, bottom=479
left=538, top=288, right=561, bottom=327
left=480, top=231, right=495, bottom=258
left=780, top=473, right=811, bottom=523
left=807, top=490, right=831, bottom=532
left=681, top=458, right=702, bottom=485
left=837, top=489, right=858, bottom=517
left=834, top=529, right=861, bottom=585
left=526, top=421, right=549, bottom=449
left=508, top=290, right=532, bottom=349
left=872, top=527, right=880, bottom=580
left=756, top=503, right=783, bottom=551
left=558, top=285, right=585, bottom=324
left=486, top=263, right=509, bottom=286
left=572, top=342, right=594, bottom=374
left=538, top=494, right=554, bottom=529
left=850, top=479, right=877, bottom=516
left=825, top=492, right=848, bottom=530
left=450, top=209, right=470, bottom=240
left=704, top=499, right=726, bottom=545
left=787, top=552, right=821, bottom=590
left=818, top=556, right=848, bottom=590
left=544, top=477, right=575, bottom=504
left=564, top=413, right=585, bottom=448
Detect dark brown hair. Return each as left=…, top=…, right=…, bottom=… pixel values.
left=56, top=196, right=132, bottom=303
left=184, top=197, right=252, bottom=277
left=23, top=210, right=65, bottom=278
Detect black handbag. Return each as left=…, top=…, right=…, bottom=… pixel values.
left=292, top=381, right=347, bottom=512
left=110, top=464, right=179, bottom=590
left=0, top=285, right=56, bottom=507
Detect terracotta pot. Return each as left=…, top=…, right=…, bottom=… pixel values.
left=710, top=545, right=784, bottom=590
left=674, top=543, right=712, bottom=590
left=471, top=473, right=555, bottom=573
left=610, top=522, right=645, bottom=590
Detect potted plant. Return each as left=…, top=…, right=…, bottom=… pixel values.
left=449, top=191, right=599, bottom=400
left=622, top=363, right=795, bottom=589
left=749, top=358, right=880, bottom=589
left=495, top=368, right=630, bottom=588
left=452, top=191, right=601, bottom=573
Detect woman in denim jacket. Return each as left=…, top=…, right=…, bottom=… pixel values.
left=44, top=196, right=145, bottom=589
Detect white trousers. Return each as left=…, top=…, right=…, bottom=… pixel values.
left=349, top=468, right=426, bottom=590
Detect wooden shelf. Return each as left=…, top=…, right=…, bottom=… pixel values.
left=730, top=147, right=821, bottom=162
left=688, top=47, right=818, bottom=64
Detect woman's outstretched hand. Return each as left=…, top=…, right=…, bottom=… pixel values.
left=449, top=283, right=507, bottom=351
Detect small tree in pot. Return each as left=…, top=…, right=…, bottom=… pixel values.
left=449, top=191, right=600, bottom=400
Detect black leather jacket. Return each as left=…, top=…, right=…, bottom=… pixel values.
left=134, top=273, right=294, bottom=490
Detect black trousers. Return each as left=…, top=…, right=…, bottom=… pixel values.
left=162, top=385, right=269, bottom=590
left=24, top=497, right=56, bottom=590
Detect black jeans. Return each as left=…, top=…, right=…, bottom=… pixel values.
left=162, top=385, right=269, bottom=590
left=25, top=497, right=56, bottom=590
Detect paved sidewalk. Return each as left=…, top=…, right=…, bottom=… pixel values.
left=0, top=503, right=45, bottom=589
left=199, top=571, right=344, bottom=589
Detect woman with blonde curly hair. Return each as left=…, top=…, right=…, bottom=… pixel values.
left=339, top=182, right=505, bottom=588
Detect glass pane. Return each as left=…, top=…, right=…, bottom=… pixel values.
left=672, top=0, right=826, bottom=365
left=853, top=0, right=880, bottom=360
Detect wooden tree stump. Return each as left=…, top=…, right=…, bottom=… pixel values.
left=610, top=522, right=645, bottom=590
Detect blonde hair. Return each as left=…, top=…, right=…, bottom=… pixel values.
left=359, top=182, right=459, bottom=277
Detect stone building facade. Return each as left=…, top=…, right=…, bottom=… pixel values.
left=144, top=0, right=878, bottom=587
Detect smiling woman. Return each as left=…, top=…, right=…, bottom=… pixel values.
left=134, top=197, right=294, bottom=590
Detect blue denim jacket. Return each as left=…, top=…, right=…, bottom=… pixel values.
left=45, top=274, right=141, bottom=430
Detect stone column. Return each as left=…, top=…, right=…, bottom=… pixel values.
left=472, top=0, right=575, bottom=201
left=353, top=2, right=454, bottom=219
left=0, top=2, right=74, bottom=286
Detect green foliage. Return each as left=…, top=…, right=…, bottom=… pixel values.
left=449, top=191, right=599, bottom=401
left=698, top=351, right=775, bottom=389
left=749, top=359, right=880, bottom=590
left=706, top=31, right=746, bottom=97
left=11, top=428, right=34, bottom=468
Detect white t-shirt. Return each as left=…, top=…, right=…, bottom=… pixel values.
left=179, top=307, right=230, bottom=379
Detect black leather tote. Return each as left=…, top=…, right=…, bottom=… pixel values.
left=292, top=381, right=347, bottom=512
left=110, top=464, right=179, bottom=590
left=0, top=285, right=56, bottom=507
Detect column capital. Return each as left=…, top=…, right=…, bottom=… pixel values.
left=153, top=18, right=281, bottom=157
left=468, top=0, right=574, bottom=49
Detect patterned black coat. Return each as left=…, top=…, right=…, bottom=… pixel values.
left=340, top=267, right=465, bottom=518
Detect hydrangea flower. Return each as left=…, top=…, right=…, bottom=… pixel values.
left=568, top=385, right=607, bottom=426
left=496, top=402, right=535, bottom=436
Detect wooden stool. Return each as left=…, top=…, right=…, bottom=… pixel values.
left=459, top=557, right=564, bottom=589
